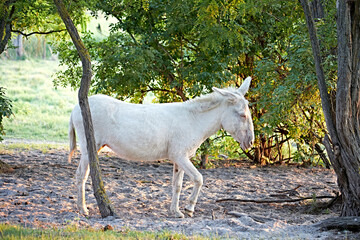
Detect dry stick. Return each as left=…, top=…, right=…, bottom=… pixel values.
left=216, top=195, right=336, bottom=204
left=276, top=184, right=302, bottom=193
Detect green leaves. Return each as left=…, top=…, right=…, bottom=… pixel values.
left=53, top=0, right=337, bottom=164
left=0, top=87, right=13, bottom=140
left=55, top=0, right=244, bottom=102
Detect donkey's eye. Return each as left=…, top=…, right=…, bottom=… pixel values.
left=236, top=111, right=246, bottom=119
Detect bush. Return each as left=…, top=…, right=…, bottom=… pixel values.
left=0, top=87, right=13, bottom=140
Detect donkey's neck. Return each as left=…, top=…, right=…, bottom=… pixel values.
left=185, top=98, right=224, bottom=142
left=198, top=104, right=224, bottom=139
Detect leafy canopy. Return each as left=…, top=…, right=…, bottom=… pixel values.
left=54, top=0, right=337, bottom=164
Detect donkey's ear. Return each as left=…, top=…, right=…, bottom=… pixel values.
left=212, top=87, right=238, bottom=102
left=238, top=76, right=251, bottom=95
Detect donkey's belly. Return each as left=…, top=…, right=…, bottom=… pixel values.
left=106, top=140, right=169, bottom=162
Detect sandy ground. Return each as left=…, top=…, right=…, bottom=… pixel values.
left=0, top=149, right=358, bottom=239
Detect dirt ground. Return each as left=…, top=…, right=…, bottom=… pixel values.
left=0, top=149, right=358, bottom=239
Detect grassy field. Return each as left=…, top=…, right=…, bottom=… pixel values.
left=0, top=59, right=77, bottom=143
left=0, top=223, right=206, bottom=240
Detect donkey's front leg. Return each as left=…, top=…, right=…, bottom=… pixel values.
left=174, top=157, right=203, bottom=217
left=170, top=163, right=185, bottom=218
left=184, top=172, right=203, bottom=217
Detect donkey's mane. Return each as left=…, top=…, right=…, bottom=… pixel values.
left=185, top=87, right=240, bottom=113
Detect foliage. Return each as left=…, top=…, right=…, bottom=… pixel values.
left=0, top=0, right=90, bottom=58
left=243, top=0, right=337, bottom=165
left=1, top=0, right=339, bottom=165
left=52, top=0, right=339, bottom=165
left=0, top=87, right=12, bottom=141
left=54, top=0, right=246, bottom=101
left=9, top=0, right=88, bottom=36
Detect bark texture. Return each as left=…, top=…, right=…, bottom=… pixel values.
left=300, top=0, right=360, bottom=216
left=53, top=0, right=117, bottom=218
left=315, top=217, right=360, bottom=231
left=0, top=1, right=15, bottom=55
left=335, top=0, right=360, bottom=216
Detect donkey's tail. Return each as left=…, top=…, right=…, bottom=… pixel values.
left=68, top=113, right=77, bottom=163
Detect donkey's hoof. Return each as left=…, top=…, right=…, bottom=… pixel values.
left=185, top=209, right=194, bottom=217
left=171, top=210, right=185, bottom=218
left=79, top=209, right=89, bottom=216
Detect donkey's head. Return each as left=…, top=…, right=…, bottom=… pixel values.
left=213, top=77, right=254, bottom=150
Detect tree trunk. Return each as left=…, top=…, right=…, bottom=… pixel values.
left=43, top=37, right=47, bottom=59
left=199, top=139, right=210, bottom=169
left=0, top=2, right=14, bottom=55
left=53, top=0, right=117, bottom=218
left=301, top=0, right=360, bottom=216
left=334, top=0, right=360, bottom=216
left=13, top=34, right=24, bottom=58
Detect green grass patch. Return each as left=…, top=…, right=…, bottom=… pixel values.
left=0, top=223, right=210, bottom=240
left=0, top=59, right=77, bottom=142
left=0, top=141, right=68, bottom=154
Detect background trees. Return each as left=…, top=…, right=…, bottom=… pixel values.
left=53, top=0, right=336, bottom=166
left=0, top=0, right=89, bottom=57
left=1, top=0, right=339, bottom=167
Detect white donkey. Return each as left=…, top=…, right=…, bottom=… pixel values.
left=68, top=77, right=254, bottom=218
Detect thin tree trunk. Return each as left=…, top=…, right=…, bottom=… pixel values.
left=43, top=37, right=46, bottom=59
left=53, top=0, right=117, bottom=218
left=200, top=138, right=210, bottom=169
left=300, top=0, right=360, bottom=216
left=13, top=34, right=24, bottom=58
left=0, top=2, right=14, bottom=55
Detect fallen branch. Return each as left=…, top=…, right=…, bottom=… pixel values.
left=314, top=217, right=360, bottom=232
left=216, top=195, right=336, bottom=203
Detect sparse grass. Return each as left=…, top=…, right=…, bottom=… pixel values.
left=0, top=141, right=68, bottom=154
left=0, top=59, right=77, bottom=142
left=0, top=223, right=209, bottom=240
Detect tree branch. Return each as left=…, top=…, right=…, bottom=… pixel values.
left=142, top=87, right=177, bottom=95
left=299, top=0, right=339, bottom=148
left=0, top=5, right=14, bottom=54
left=11, top=29, right=66, bottom=39
left=216, top=195, right=336, bottom=203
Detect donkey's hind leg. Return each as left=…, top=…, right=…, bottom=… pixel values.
left=76, top=151, right=90, bottom=215
left=170, top=163, right=185, bottom=218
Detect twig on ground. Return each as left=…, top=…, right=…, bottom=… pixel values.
left=227, top=211, right=274, bottom=223
left=216, top=195, right=336, bottom=203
